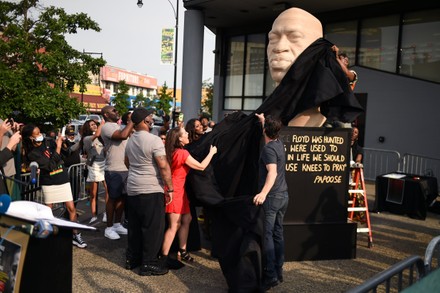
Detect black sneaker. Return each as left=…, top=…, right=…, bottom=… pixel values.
left=139, top=264, right=168, bottom=276
left=125, top=258, right=141, bottom=270
left=263, top=278, right=279, bottom=291
left=73, top=233, right=87, bottom=248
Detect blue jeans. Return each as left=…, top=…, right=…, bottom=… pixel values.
left=262, top=191, right=289, bottom=281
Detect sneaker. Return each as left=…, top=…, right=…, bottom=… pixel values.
left=263, top=278, right=280, bottom=291
left=105, top=227, right=120, bottom=240
left=122, top=218, right=129, bottom=229
left=112, top=223, right=128, bottom=235
left=89, top=216, right=98, bottom=224
left=139, top=264, right=168, bottom=276
left=73, top=233, right=87, bottom=248
left=102, top=212, right=107, bottom=223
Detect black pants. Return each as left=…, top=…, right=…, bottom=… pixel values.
left=126, top=193, right=165, bottom=265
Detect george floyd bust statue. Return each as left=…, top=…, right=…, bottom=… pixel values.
left=267, top=7, right=327, bottom=127
left=267, top=8, right=323, bottom=85
left=186, top=7, right=363, bottom=292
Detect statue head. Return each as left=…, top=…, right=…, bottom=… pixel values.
left=267, top=8, right=323, bottom=85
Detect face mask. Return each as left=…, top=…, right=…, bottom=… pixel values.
left=68, top=138, right=75, bottom=143
left=34, top=135, right=44, bottom=142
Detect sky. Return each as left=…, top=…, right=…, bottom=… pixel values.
left=36, top=0, right=216, bottom=88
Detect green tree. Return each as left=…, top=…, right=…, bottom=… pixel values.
left=112, top=80, right=130, bottom=114
left=202, top=79, right=214, bottom=116
left=132, top=92, right=149, bottom=108
left=155, top=82, right=173, bottom=115
left=0, top=0, right=106, bottom=127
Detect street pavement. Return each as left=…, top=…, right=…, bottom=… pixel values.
left=72, top=182, right=440, bottom=292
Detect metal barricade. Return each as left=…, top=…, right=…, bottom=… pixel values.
left=346, top=255, right=426, bottom=293
left=19, top=172, right=43, bottom=203
left=67, top=162, right=88, bottom=202
left=402, top=153, right=440, bottom=193
left=424, top=235, right=440, bottom=274
left=362, top=148, right=401, bottom=181
left=19, top=163, right=88, bottom=204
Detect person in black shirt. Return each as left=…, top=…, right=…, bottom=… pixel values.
left=22, top=124, right=87, bottom=248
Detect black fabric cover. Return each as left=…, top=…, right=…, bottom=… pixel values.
left=186, top=38, right=363, bottom=292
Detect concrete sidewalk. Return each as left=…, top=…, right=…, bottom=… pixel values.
left=72, top=182, right=440, bottom=292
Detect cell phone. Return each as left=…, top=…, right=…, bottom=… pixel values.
left=61, top=126, right=66, bottom=137
left=6, top=116, right=14, bottom=126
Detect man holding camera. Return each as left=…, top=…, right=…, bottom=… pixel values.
left=0, top=118, right=21, bottom=198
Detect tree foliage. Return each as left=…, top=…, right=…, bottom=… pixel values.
left=132, top=92, right=149, bottom=109
left=154, top=82, right=173, bottom=116
left=202, top=79, right=214, bottom=116
left=0, top=0, right=106, bottom=127
left=112, top=80, right=130, bottom=115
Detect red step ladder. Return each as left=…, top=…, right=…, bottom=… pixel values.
left=348, top=163, right=373, bottom=248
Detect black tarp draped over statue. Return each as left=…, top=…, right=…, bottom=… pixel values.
left=186, top=38, right=363, bottom=292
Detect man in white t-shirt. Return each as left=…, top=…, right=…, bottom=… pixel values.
left=100, top=105, right=134, bottom=240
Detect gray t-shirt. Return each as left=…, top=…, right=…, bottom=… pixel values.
left=83, top=135, right=105, bottom=162
left=101, top=122, right=128, bottom=172
left=258, top=139, right=288, bottom=195
left=125, top=130, right=166, bottom=195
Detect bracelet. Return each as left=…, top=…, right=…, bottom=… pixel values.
left=167, top=189, right=174, bottom=192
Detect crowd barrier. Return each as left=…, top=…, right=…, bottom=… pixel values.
left=402, top=153, right=440, bottom=193
left=19, top=163, right=88, bottom=217
left=346, top=235, right=440, bottom=293
left=362, top=148, right=401, bottom=182
left=363, top=148, right=440, bottom=193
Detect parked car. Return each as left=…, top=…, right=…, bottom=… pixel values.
left=72, top=114, right=103, bottom=125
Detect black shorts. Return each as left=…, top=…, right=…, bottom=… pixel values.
left=105, top=171, right=128, bottom=199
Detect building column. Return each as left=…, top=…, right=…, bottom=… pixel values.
left=181, top=9, right=204, bottom=121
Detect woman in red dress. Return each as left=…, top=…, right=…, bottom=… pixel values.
left=162, top=127, right=217, bottom=263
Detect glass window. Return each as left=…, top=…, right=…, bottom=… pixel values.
left=359, top=15, right=399, bottom=72
left=244, top=34, right=266, bottom=96
left=224, top=97, right=242, bottom=110
left=400, top=10, right=440, bottom=83
left=225, top=36, right=245, bottom=96
left=324, top=21, right=358, bottom=62
left=244, top=98, right=263, bottom=111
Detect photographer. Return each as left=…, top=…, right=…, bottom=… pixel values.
left=0, top=118, right=21, bottom=198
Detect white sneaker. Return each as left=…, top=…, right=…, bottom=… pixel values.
left=105, top=227, right=120, bottom=240
left=89, top=216, right=98, bottom=224
left=112, top=223, right=128, bottom=235
left=102, top=212, right=107, bottom=223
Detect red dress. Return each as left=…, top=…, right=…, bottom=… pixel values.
left=165, top=148, right=190, bottom=214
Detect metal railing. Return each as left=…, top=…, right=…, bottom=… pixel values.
left=67, top=163, right=88, bottom=202
left=424, top=235, right=440, bottom=274
left=402, top=153, right=440, bottom=193
left=19, top=162, right=88, bottom=203
left=347, top=235, right=440, bottom=293
left=362, top=148, right=401, bottom=181
left=346, top=255, right=425, bottom=293
left=19, top=172, right=43, bottom=203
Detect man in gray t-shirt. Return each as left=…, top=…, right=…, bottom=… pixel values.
left=100, top=105, right=134, bottom=240
left=124, top=107, right=173, bottom=275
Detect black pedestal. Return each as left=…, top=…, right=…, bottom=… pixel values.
left=284, top=222, right=357, bottom=260
left=280, top=127, right=356, bottom=261
left=0, top=215, right=72, bottom=293
left=20, top=228, right=72, bottom=292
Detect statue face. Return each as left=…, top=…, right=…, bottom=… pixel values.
left=267, top=8, right=323, bottom=85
